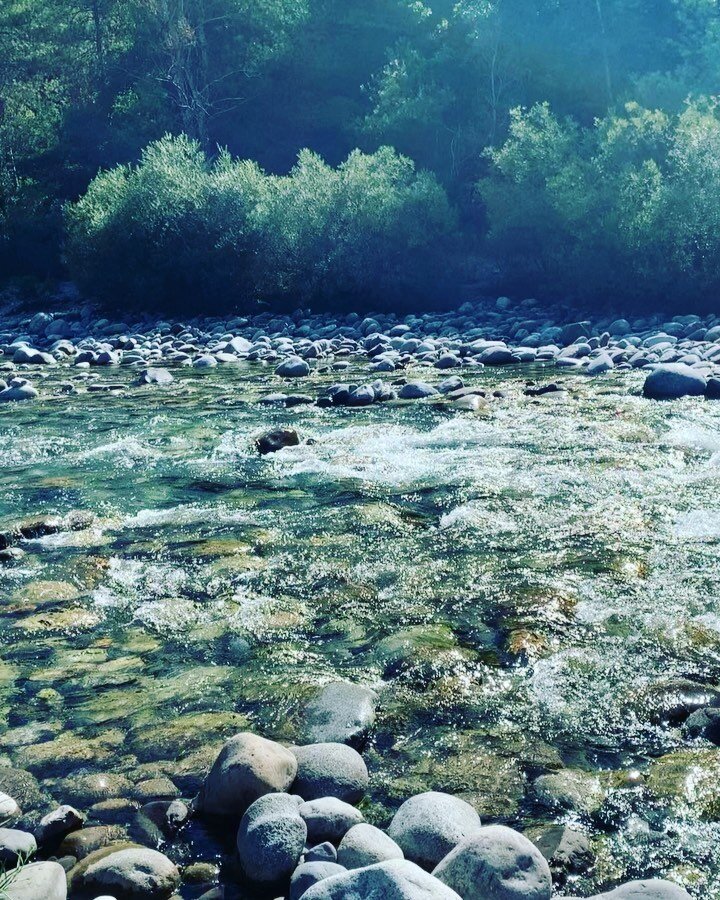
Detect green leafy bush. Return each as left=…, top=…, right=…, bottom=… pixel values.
left=65, top=135, right=456, bottom=310
left=479, top=99, right=720, bottom=306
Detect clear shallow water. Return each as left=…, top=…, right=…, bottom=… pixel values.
left=2, top=361, right=720, bottom=894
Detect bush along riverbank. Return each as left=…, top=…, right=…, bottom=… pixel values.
left=0, top=719, right=694, bottom=900
left=3, top=294, right=720, bottom=407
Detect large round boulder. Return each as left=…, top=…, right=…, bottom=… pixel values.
left=5, top=861, right=66, bottom=900
left=432, top=825, right=551, bottom=900
left=301, top=859, right=463, bottom=900
left=236, top=792, right=307, bottom=885
left=299, top=797, right=364, bottom=844
left=387, top=792, right=481, bottom=870
left=642, top=364, right=707, bottom=400
left=197, top=732, right=297, bottom=817
left=292, top=743, right=368, bottom=805
left=290, top=861, right=347, bottom=900
left=78, top=847, right=180, bottom=899
left=338, top=823, right=404, bottom=869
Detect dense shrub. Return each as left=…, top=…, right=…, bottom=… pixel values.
left=479, top=99, right=720, bottom=307
left=65, top=135, right=457, bottom=310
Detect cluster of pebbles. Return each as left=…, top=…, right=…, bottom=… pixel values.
left=0, top=724, right=693, bottom=900
left=2, top=297, right=720, bottom=405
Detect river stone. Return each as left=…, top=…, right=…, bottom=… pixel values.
left=301, top=859, right=462, bottom=900
left=299, top=797, right=364, bottom=844
left=256, top=428, right=301, bottom=455
left=527, top=824, right=593, bottom=875
left=0, top=791, right=21, bottom=819
left=79, top=847, right=180, bottom=898
left=0, top=769, right=45, bottom=811
left=290, top=862, right=347, bottom=900
left=433, top=825, right=552, bottom=900
left=4, top=860, right=67, bottom=900
left=338, top=823, right=404, bottom=869
left=591, top=881, right=692, bottom=899
left=398, top=382, right=438, bottom=400
left=36, top=804, right=86, bottom=844
left=306, top=842, right=338, bottom=863
left=197, top=731, right=297, bottom=817
left=0, top=827, right=36, bottom=865
left=643, top=363, right=707, bottom=399
left=387, top=792, right=482, bottom=870
left=276, top=357, right=311, bottom=378
left=0, top=379, right=39, bottom=403
left=236, top=792, right=306, bottom=884
left=292, top=743, right=369, bottom=804
left=304, top=681, right=377, bottom=747
left=136, top=368, right=173, bottom=386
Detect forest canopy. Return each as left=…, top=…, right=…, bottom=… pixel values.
left=3, top=0, right=720, bottom=309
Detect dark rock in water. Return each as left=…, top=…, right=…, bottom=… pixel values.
left=19, top=519, right=60, bottom=540
left=304, top=681, right=377, bottom=748
left=399, top=382, right=438, bottom=400
left=641, top=678, right=720, bottom=725
left=290, top=862, right=347, bottom=900
left=529, top=824, right=594, bottom=876
left=705, top=377, right=720, bottom=398
left=36, top=805, right=85, bottom=845
left=256, top=428, right=301, bottom=455
left=643, top=364, right=706, bottom=399
left=0, top=769, right=45, bottom=812
left=136, top=367, right=173, bottom=386
left=236, top=793, right=306, bottom=885
left=260, top=393, right=313, bottom=408
left=525, top=383, right=565, bottom=397
left=560, top=322, right=591, bottom=344
left=682, top=706, right=720, bottom=745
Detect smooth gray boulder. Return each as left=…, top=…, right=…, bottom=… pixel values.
left=301, top=859, right=462, bottom=900
left=79, top=848, right=180, bottom=898
left=398, top=382, right=439, bottom=400
left=136, top=368, right=173, bottom=385
left=237, top=792, right=306, bottom=885
left=586, top=353, right=614, bottom=375
left=591, top=881, right=692, bottom=899
left=338, top=823, right=404, bottom=869
left=304, top=681, right=377, bottom=747
left=643, top=363, right=707, bottom=399
left=0, top=827, right=36, bottom=865
left=305, top=842, right=338, bottom=863
left=0, top=379, right=38, bottom=403
left=276, top=357, right=311, bottom=377
left=290, top=861, right=347, bottom=900
left=5, top=861, right=66, bottom=900
left=292, top=743, right=369, bottom=805
left=197, top=732, right=297, bottom=817
left=299, top=797, right=364, bottom=844
left=387, top=792, right=481, bottom=870
left=433, top=825, right=551, bottom=900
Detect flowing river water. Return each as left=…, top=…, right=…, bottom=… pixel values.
left=1, top=360, right=720, bottom=896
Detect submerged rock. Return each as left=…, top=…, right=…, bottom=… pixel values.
left=304, top=681, right=377, bottom=747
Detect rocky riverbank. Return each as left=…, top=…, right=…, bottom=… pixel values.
left=0, top=718, right=695, bottom=900
left=2, top=294, right=720, bottom=406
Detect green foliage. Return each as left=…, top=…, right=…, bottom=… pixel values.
left=66, top=135, right=456, bottom=309
left=479, top=99, right=720, bottom=305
